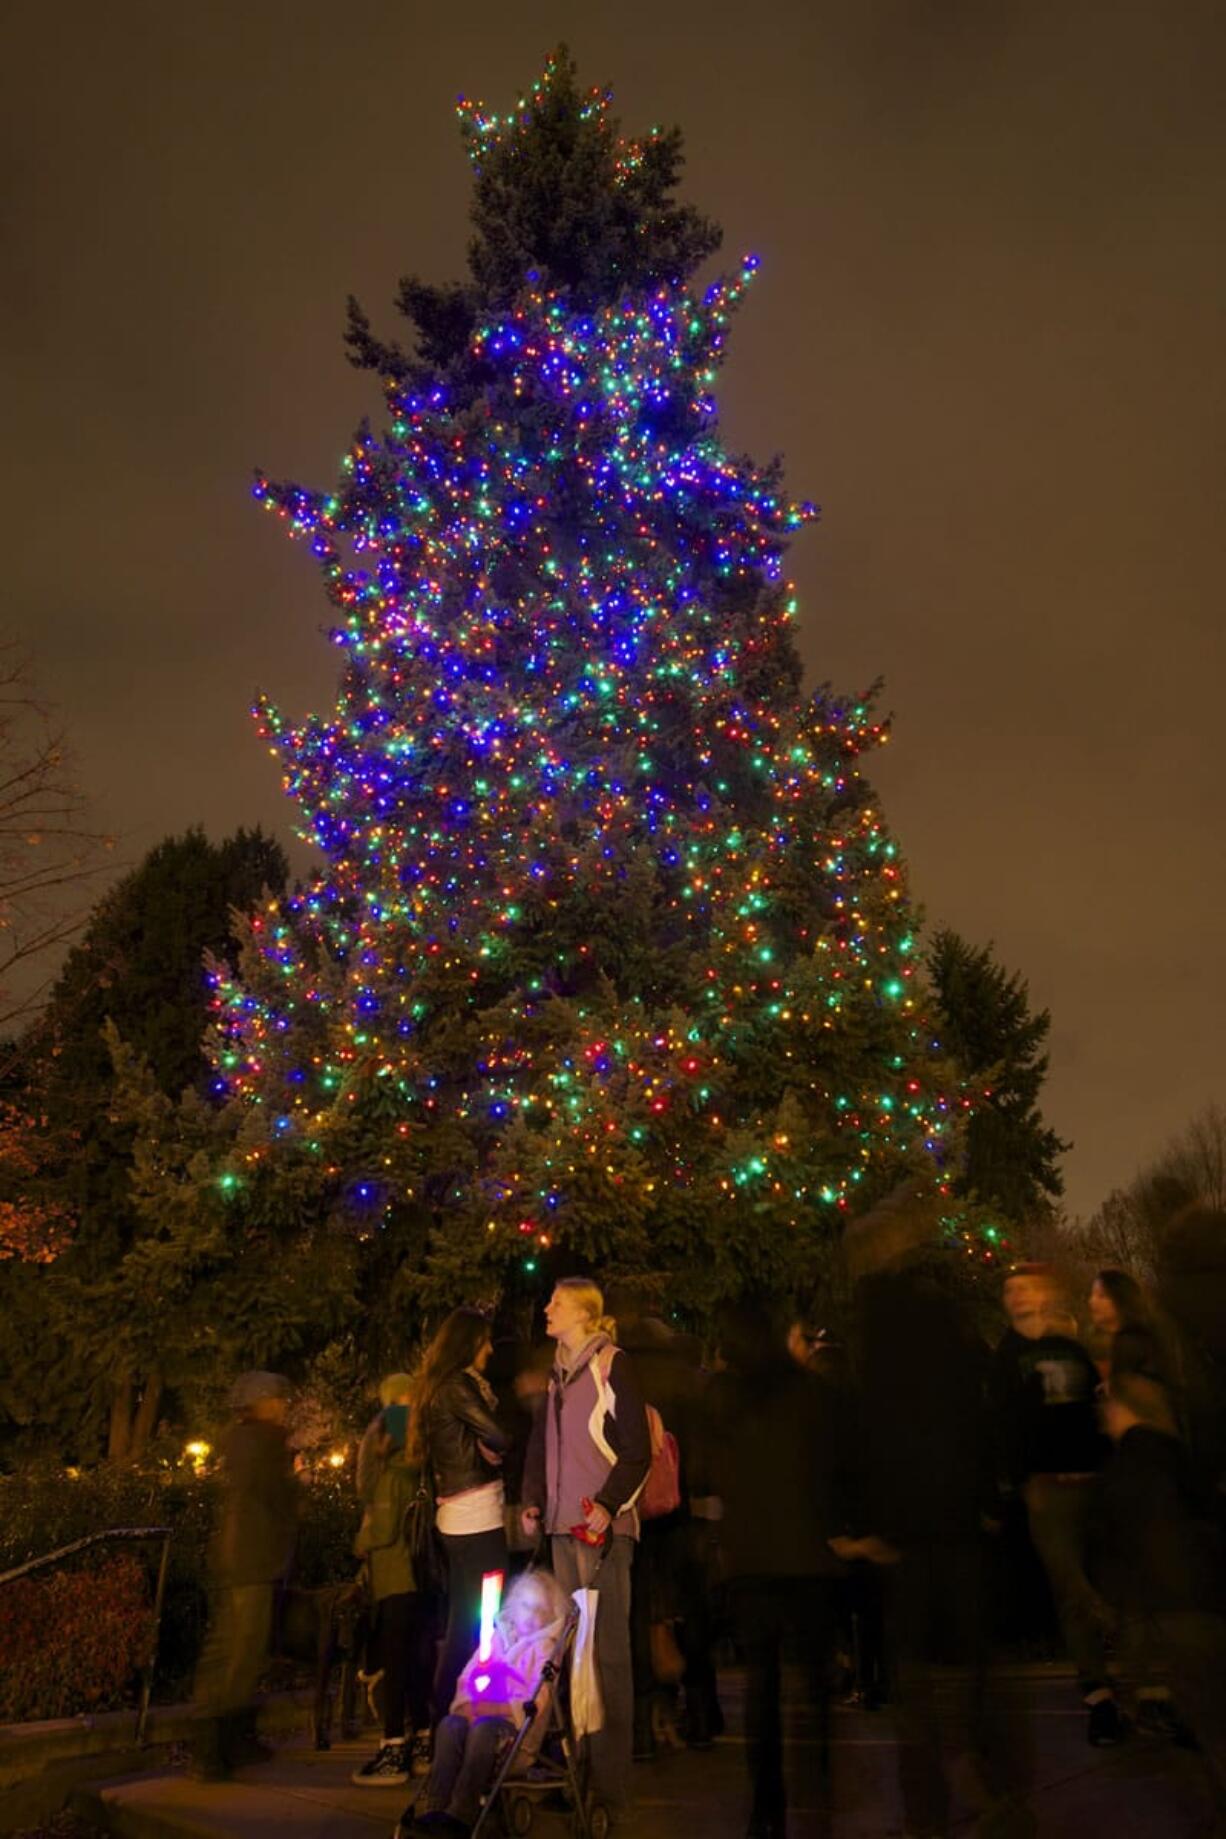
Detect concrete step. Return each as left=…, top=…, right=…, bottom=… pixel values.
left=70, top=1733, right=410, bottom=1837
left=73, top=1763, right=398, bottom=1839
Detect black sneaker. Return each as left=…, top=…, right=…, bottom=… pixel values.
left=351, top=1741, right=410, bottom=1786
left=1087, top=1697, right=1127, bottom=1747
left=1136, top=1697, right=1196, bottom=1745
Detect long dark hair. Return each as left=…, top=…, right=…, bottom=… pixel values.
left=1094, top=1268, right=1153, bottom=1331
left=407, top=1307, right=490, bottom=1463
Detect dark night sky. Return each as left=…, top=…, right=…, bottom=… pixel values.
left=3, top=2, right=1224, bottom=1221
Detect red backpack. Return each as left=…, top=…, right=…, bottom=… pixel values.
left=593, top=1346, right=681, bottom=1519
left=640, top=1404, right=681, bottom=1519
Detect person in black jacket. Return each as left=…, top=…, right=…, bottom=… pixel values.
left=605, top=1289, right=706, bottom=1760
left=1156, top=1206, right=1226, bottom=1521
left=988, top=1268, right=1121, bottom=1747
left=410, top=1308, right=512, bottom=1723
left=708, top=1299, right=852, bottom=1839
left=1102, top=1370, right=1226, bottom=1826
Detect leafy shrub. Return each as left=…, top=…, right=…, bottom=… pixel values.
left=0, top=1553, right=153, bottom=1721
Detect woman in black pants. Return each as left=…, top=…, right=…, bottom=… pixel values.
left=412, top=1308, right=511, bottom=1721
left=351, top=1402, right=435, bottom=1785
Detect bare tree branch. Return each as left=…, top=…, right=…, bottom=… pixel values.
left=0, top=640, right=117, bottom=1029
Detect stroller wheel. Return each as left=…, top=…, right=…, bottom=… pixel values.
left=507, top=1792, right=534, bottom=1834
left=577, top=1804, right=610, bottom=1839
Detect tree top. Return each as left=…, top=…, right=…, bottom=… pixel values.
left=346, top=46, right=723, bottom=381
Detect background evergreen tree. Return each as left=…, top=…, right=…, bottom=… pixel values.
left=0, top=827, right=287, bottom=1458
left=192, top=51, right=961, bottom=1345
left=927, top=928, right=1067, bottom=1257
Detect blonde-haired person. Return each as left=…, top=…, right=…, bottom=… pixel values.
left=522, top=1278, right=652, bottom=1822
left=406, top=1568, right=571, bottom=1836
left=356, top=1371, right=414, bottom=1503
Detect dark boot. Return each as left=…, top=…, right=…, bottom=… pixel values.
left=225, top=1707, right=276, bottom=1767
left=685, top=1689, right=712, bottom=1750
left=188, top=1716, right=232, bottom=1782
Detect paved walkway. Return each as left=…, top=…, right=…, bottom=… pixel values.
left=74, top=1668, right=1219, bottom=1838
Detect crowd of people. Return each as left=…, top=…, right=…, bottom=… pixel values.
left=190, top=1208, right=1226, bottom=1839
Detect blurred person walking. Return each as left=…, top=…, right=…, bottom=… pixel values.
left=851, top=1257, right=1034, bottom=1839
left=412, top=1309, right=511, bottom=1723
left=191, top=1371, right=298, bottom=1780
left=1102, top=1370, right=1226, bottom=1830
left=522, top=1277, right=652, bottom=1826
left=1156, top=1207, right=1226, bottom=1514
left=989, top=1269, right=1122, bottom=1746
left=708, top=1298, right=852, bottom=1839
left=1087, top=1268, right=1177, bottom=1388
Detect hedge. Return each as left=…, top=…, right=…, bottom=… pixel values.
left=0, top=1456, right=360, bottom=1719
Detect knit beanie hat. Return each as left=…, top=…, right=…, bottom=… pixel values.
left=230, top=1371, right=291, bottom=1412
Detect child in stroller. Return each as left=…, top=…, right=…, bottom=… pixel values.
left=403, top=1568, right=570, bottom=1836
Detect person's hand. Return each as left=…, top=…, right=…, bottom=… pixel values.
left=828, top=1533, right=900, bottom=1566
left=521, top=1506, right=543, bottom=1542
left=826, top=1534, right=861, bottom=1562
left=584, top=1499, right=612, bottom=1538
left=857, top=1534, right=901, bottom=1567
left=478, top=1441, right=504, bottom=1468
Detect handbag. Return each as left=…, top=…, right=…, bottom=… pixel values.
left=404, top=1480, right=443, bottom=1592
left=403, top=1429, right=445, bottom=1595
left=649, top=1618, right=686, bottom=1686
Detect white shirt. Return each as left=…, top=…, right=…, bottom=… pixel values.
left=436, top=1477, right=505, bottom=1536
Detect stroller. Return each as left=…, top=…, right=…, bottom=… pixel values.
left=396, top=1560, right=612, bottom=1839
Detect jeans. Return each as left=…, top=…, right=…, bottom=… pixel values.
left=194, top=1582, right=274, bottom=1718
left=434, top=1528, right=507, bottom=1721
left=423, top=1712, right=513, bottom=1825
left=1024, top=1477, right=1110, bottom=1693
left=550, top=1533, right=634, bottom=1812
left=192, top=1581, right=275, bottom=1769
left=374, top=1590, right=434, bottom=1740
left=730, top=1575, right=839, bottom=1832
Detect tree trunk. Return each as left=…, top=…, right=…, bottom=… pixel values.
left=107, top=1370, right=133, bottom=1461
left=129, top=1370, right=163, bottom=1457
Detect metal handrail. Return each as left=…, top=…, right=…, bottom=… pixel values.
left=0, top=1524, right=172, bottom=1745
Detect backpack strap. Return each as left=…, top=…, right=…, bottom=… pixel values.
left=587, top=1344, right=619, bottom=1465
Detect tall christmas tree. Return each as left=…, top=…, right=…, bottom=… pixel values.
left=213, top=51, right=959, bottom=1319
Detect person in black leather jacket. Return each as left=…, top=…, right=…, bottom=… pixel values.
left=410, top=1307, right=512, bottom=1721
